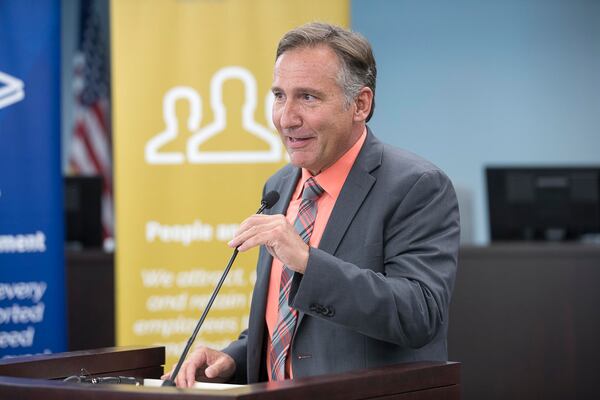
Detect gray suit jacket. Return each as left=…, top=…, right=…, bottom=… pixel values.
left=223, top=129, right=460, bottom=383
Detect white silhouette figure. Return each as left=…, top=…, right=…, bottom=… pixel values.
left=146, top=86, right=201, bottom=164
left=187, top=66, right=281, bottom=163
left=0, top=71, right=25, bottom=110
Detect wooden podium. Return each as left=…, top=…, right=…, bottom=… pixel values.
left=0, top=347, right=460, bottom=399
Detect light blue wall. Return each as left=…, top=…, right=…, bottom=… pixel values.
left=352, top=0, right=600, bottom=244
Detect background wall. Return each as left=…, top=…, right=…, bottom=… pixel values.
left=352, top=0, right=600, bottom=244
left=60, top=1, right=600, bottom=244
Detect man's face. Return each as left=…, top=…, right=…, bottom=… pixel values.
left=271, top=45, right=361, bottom=175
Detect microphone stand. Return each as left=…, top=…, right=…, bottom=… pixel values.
left=162, top=200, right=272, bottom=386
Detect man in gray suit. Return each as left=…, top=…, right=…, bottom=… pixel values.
left=164, top=22, right=460, bottom=387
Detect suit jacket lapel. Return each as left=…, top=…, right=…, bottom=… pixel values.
left=318, top=129, right=382, bottom=255
left=269, top=167, right=300, bottom=217
left=294, top=129, right=383, bottom=329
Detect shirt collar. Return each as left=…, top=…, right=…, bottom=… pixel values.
left=297, top=127, right=367, bottom=200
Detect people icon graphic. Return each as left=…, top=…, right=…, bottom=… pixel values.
left=145, top=66, right=283, bottom=165
left=145, top=86, right=201, bottom=165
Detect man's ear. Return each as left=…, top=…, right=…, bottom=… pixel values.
left=353, top=87, right=373, bottom=122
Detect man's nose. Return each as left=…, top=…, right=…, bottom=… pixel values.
left=277, top=100, right=302, bottom=130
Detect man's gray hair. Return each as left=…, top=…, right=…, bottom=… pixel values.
left=276, top=22, right=377, bottom=122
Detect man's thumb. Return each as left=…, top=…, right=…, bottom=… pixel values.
left=204, top=363, right=220, bottom=378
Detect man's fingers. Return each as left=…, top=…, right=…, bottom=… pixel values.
left=173, top=365, right=186, bottom=387
left=185, top=361, right=198, bottom=387
left=234, top=214, right=269, bottom=236
left=229, top=225, right=260, bottom=248
left=229, top=216, right=281, bottom=249
left=174, top=351, right=206, bottom=387
left=236, top=230, right=273, bottom=252
left=169, top=347, right=235, bottom=387
left=204, top=364, right=219, bottom=379
left=204, top=355, right=232, bottom=379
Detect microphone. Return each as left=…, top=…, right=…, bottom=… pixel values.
left=162, top=191, right=280, bottom=386
left=258, top=190, right=280, bottom=214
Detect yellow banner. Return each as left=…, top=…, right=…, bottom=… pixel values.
left=111, top=0, right=348, bottom=368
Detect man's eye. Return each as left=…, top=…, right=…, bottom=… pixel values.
left=273, top=92, right=284, bottom=100
left=302, top=93, right=316, bottom=101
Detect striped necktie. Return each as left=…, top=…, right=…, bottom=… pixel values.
left=269, top=177, right=324, bottom=381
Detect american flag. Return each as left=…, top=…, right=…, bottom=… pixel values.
left=68, top=0, right=113, bottom=244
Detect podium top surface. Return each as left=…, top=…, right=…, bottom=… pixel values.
left=0, top=346, right=459, bottom=400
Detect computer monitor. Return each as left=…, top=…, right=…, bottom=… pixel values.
left=486, top=167, right=600, bottom=242
left=64, top=176, right=103, bottom=248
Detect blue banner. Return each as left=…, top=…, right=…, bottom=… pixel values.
left=0, top=1, right=66, bottom=357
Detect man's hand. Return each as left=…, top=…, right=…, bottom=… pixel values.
left=228, top=214, right=309, bottom=274
left=161, top=346, right=236, bottom=388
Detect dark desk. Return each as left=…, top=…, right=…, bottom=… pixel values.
left=66, top=249, right=115, bottom=350
left=449, top=243, right=600, bottom=400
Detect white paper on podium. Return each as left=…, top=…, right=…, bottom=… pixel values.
left=143, top=378, right=242, bottom=390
